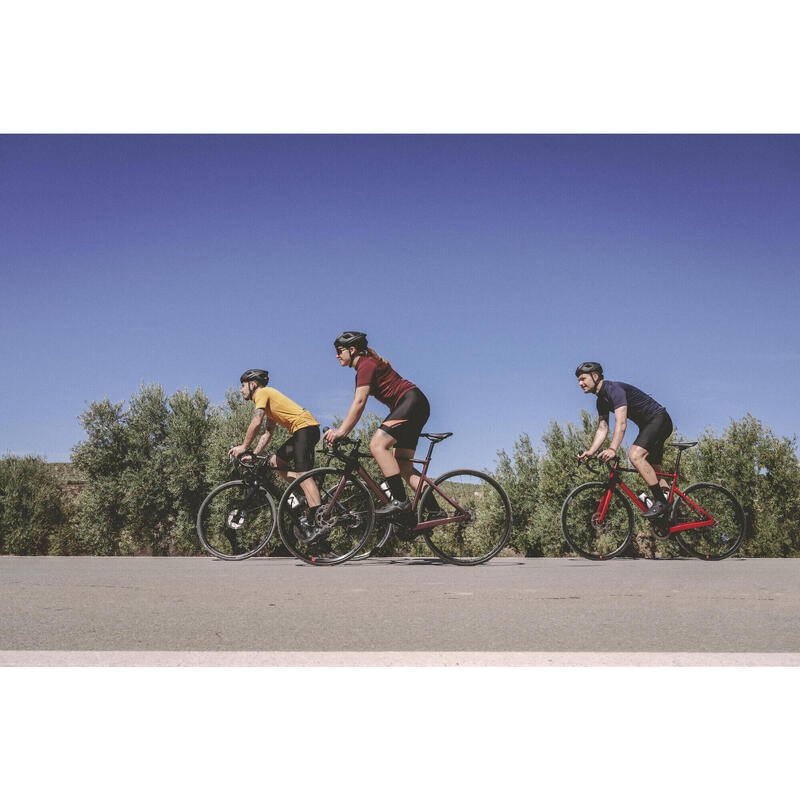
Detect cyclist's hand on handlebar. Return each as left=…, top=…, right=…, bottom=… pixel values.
left=577, top=451, right=591, bottom=463
left=598, top=448, right=618, bottom=462
left=322, top=427, right=345, bottom=447
left=229, top=444, right=248, bottom=459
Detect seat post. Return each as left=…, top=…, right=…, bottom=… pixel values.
left=424, top=438, right=436, bottom=462
left=674, top=448, right=684, bottom=483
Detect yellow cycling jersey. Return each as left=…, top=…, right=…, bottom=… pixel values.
left=252, top=387, right=318, bottom=435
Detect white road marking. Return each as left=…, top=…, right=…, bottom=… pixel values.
left=2, top=651, right=800, bottom=666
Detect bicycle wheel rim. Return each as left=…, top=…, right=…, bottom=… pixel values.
left=421, top=469, right=512, bottom=565
left=278, top=468, right=375, bottom=565
left=561, top=482, right=633, bottom=560
left=350, top=518, right=396, bottom=560
left=673, top=483, right=746, bottom=560
left=196, top=481, right=276, bottom=560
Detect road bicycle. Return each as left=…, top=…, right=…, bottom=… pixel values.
left=196, top=451, right=372, bottom=564
left=560, top=441, right=746, bottom=561
left=278, top=432, right=512, bottom=565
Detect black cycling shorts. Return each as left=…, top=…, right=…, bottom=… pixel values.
left=632, top=411, right=673, bottom=465
left=276, top=425, right=320, bottom=473
left=379, top=388, right=430, bottom=450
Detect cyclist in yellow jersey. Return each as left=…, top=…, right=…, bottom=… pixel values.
left=229, top=369, right=323, bottom=540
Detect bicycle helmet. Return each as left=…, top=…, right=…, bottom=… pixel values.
left=334, top=331, right=368, bottom=351
left=239, top=369, right=269, bottom=386
left=575, top=361, right=603, bottom=378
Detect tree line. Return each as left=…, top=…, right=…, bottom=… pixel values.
left=1, top=384, right=799, bottom=557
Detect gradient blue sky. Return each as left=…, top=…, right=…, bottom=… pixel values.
left=2, top=134, right=799, bottom=470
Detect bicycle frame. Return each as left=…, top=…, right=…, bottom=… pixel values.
left=597, top=461, right=716, bottom=535
left=324, top=438, right=469, bottom=531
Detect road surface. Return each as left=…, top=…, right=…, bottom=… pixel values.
left=2, top=556, right=798, bottom=664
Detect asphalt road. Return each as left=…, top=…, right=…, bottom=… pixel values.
left=1, top=556, right=799, bottom=664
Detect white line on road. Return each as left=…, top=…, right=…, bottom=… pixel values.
left=3, top=651, right=800, bottom=666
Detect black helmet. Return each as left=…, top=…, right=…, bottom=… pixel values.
left=334, top=331, right=368, bottom=351
left=239, top=369, right=269, bottom=386
left=575, top=361, right=603, bottom=378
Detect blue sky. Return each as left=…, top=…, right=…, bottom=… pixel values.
left=2, top=134, right=799, bottom=470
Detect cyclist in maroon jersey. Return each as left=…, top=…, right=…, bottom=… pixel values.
left=323, top=331, right=442, bottom=521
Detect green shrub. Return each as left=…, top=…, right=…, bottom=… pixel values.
left=0, top=455, right=69, bottom=554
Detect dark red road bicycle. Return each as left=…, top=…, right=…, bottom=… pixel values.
left=277, top=432, right=512, bottom=566
left=560, top=441, right=746, bottom=560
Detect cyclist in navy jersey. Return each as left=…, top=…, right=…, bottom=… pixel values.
left=575, top=362, right=674, bottom=518
left=323, top=331, right=442, bottom=521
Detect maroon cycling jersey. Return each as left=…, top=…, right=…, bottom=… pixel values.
left=355, top=355, right=415, bottom=410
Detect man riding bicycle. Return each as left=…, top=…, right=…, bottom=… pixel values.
left=575, top=362, right=673, bottom=518
left=229, top=369, right=323, bottom=540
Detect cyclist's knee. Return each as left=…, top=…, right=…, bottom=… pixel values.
left=628, top=446, right=645, bottom=465
left=272, top=454, right=290, bottom=473
left=369, top=431, right=392, bottom=456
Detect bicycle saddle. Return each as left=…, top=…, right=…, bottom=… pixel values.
left=421, top=432, right=453, bottom=442
left=668, top=441, right=698, bottom=450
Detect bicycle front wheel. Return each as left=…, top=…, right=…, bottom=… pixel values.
left=420, top=470, right=512, bottom=565
left=350, top=517, right=396, bottom=560
left=278, top=468, right=375, bottom=565
left=196, top=480, right=277, bottom=560
left=672, top=483, right=746, bottom=560
left=561, top=482, right=633, bottom=560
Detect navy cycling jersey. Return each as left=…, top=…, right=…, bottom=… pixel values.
left=596, top=381, right=666, bottom=428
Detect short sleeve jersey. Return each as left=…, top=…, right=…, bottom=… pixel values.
left=596, top=381, right=666, bottom=428
left=355, top=355, right=416, bottom=410
left=252, top=387, right=319, bottom=435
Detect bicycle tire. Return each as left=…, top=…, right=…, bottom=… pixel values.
left=196, top=480, right=277, bottom=560
left=561, top=481, right=633, bottom=560
left=346, top=481, right=395, bottom=560
left=419, top=469, right=512, bottom=565
left=277, top=467, right=375, bottom=565
left=350, top=518, right=396, bottom=560
left=672, top=483, right=746, bottom=560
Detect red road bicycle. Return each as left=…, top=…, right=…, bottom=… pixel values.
left=277, top=432, right=512, bottom=565
left=560, top=441, right=746, bottom=560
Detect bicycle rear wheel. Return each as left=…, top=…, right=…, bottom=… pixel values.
left=561, top=482, right=633, bottom=560
left=672, top=483, right=745, bottom=560
left=277, top=468, right=375, bottom=565
left=420, top=470, right=511, bottom=565
left=196, top=480, right=277, bottom=560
